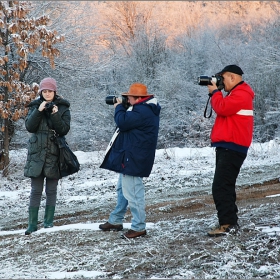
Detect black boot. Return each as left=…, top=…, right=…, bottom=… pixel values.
left=25, top=206, right=39, bottom=235
left=44, top=205, right=55, bottom=228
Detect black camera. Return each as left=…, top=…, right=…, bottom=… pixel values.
left=105, top=95, right=129, bottom=109
left=45, top=102, right=55, bottom=112
left=198, top=74, right=224, bottom=90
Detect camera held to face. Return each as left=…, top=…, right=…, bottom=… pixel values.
left=45, top=102, right=55, bottom=112
left=198, top=74, right=224, bottom=90
left=105, top=95, right=129, bottom=109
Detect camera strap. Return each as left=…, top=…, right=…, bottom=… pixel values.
left=45, top=115, right=59, bottom=138
left=104, top=128, right=120, bottom=155
left=204, top=96, right=213, bottom=118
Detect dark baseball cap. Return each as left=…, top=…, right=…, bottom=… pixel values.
left=218, top=65, right=244, bottom=76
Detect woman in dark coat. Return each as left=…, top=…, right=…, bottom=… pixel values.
left=24, top=77, right=70, bottom=235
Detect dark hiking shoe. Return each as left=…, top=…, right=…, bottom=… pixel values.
left=121, top=229, right=147, bottom=239
left=99, top=222, right=123, bottom=231
left=208, top=224, right=239, bottom=237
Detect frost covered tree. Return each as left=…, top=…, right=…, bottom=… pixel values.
left=95, top=1, right=167, bottom=89
left=29, top=1, right=100, bottom=90
left=0, top=1, right=64, bottom=176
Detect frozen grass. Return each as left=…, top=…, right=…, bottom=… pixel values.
left=0, top=141, right=280, bottom=278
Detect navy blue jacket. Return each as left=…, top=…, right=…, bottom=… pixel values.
left=100, top=96, right=161, bottom=177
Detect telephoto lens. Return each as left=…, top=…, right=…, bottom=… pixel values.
left=198, top=76, right=213, bottom=86
left=105, top=95, right=130, bottom=109
left=197, top=75, right=224, bottom=89
left=105, top=95, right=117, bottom=105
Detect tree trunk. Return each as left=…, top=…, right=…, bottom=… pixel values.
left=1, top=118, right=10, bottom=177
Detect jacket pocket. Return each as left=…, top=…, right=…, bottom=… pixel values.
left=28, top=135, right=38, bottom=154
left=108, top=148, right=125, bottom=170
left=125, top=149, right=152, bottom=175
left=49, top=140, right=59, bottom=156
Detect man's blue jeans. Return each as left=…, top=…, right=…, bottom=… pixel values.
left=108, top=174, right=146, bottom=232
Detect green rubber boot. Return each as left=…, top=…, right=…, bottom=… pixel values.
left=25, top=206, right=39, bottom=235
left=44, top=205, right=55, bottom=228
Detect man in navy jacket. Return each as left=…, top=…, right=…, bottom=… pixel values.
left=100, top=83, right=161, bottom=238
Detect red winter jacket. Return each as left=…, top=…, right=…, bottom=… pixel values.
left=210, top=81, right=254, bottom=154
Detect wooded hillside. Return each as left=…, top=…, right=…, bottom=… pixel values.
left=8, top=1, right=280, bottom=151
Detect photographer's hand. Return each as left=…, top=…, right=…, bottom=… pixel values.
left=52, top=105, right=58, bottom=114
left=113, top=98, right=122, bottom=108
left=207, top=82, right=218, bottom=95
left=38, top=101, right=47, bottom=112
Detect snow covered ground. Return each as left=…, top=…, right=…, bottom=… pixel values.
left=0, top=140, right=280, bottom=279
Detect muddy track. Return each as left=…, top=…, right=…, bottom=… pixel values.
left=4, top=178, right=279, bottom=232
left=54, top=178, right=280, bottom=226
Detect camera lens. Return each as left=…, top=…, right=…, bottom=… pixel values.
left=45, top=102, right=54, bottom=112
left=105, top=95, right=117, bottom=105
left=198, top=76, right=212, bottom=86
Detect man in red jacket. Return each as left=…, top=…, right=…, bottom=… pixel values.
left=207, top=65, right=254, bottom=237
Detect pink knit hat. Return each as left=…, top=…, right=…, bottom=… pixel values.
left=39, top=77, right=57, bottom=92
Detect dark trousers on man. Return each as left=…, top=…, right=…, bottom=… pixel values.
left=212, top=147, right=246, bottom=226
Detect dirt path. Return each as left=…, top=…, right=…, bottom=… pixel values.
left=1, top=178, right=280, bottom=279
left=148, top=178, right=280, bottom=222
left=50, top=179, right=280, bottom=228
left=4, top=178, right=278, bottom=232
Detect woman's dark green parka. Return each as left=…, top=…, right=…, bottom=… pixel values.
left=24, top=96, right=71, bottom=179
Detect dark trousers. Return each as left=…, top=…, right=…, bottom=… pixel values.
left=29, top=173, right=59, bottom=207
left=212, top=147, right=246, bottom=225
